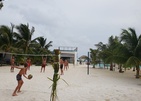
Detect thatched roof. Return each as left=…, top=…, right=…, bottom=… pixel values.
left=79, top=55, right=88, bottom=60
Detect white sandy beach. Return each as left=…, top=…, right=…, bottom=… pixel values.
left=0, top=64, right=141, bottom=101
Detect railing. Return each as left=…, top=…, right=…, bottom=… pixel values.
left=58, top=46, right=78, bottom=52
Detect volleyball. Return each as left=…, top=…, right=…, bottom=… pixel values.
left=28, top=74, right=33, bottom=79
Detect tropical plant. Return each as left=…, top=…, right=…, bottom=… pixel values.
left=48, top=49, right=68, bottom=101
left=89, top=48, right=98, bottom=68
left=95, top=42, right=108, bottom=68
left=120, top=28, right=141, bottom=78
left=104, top=36, right=121, bottom=71
left=0, top=23, right=53, bottom=66
left=35, top=36, right=53, bottom=54
left=0, top=23, right=17, bottom=52
left=15, top=23, right=36, bottom=54
left=0, top=0, right=3, bottom=10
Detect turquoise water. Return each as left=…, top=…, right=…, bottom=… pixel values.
left=95, top=64, right=110, bottom=68
left=95, top=64, right=141, bottom=69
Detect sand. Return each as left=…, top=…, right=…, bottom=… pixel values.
left=0, top=64, right=141, bottom=101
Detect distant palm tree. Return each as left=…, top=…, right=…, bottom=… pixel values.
left=90, top=48, right=98, bottom=68
left=111, top=40, right=130, bottom=72
left=120, top=28, right=141, bottom=78
left=95, top=42, right=108, bottom=68
left=95, top=42, right=107, bottom=51
left=36, top=37, right=53, bottom=54
left=15, top=23, right=36, bottom=54
left=95, top=36, right=119, bottom=70
left=104, top=36, right=119, bottom=71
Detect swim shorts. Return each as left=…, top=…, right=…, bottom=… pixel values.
left=60, top=64, right=63, bottom=69
left=16, top=74, right=22, bottom=81
left=42, top=64, right=46, bottom=67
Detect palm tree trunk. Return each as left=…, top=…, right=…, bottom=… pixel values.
left=98, top=59, right=101, bottom=68
left=133, top=67, right=135, bottom=71
left=93, top=64, right=95, bottom=68
left=104, top=63, right=105, bottom=69
left=110, top=63, right=113, bottom=71
left=119, top=64, right=123, bottom=73
left=135, top=65, right=140, bottom=78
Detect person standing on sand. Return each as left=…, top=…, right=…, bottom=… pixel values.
left=27, top=57, right=31, bottom=70
left=40, top=56, right=47, bottom=72
left=59, top=58, right=64, bottom=75
left=12, top=63, right=30, bottom=96
left=10, top=55, right=15, bottom=72
left=25, top=57, right=31, bottom=74
left=64, top=59, right=69, bottom=71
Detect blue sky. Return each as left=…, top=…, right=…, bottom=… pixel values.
left=0, top=0, right=141, bottom=57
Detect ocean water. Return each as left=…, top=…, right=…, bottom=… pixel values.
left=95, top=64, right=141, bottom=69
left=95, top=63, right=110, bottom=68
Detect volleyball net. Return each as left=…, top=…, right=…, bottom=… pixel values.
left=0, top=52, right=54, bottom=56
left=0, top=51, right=56, bottom=65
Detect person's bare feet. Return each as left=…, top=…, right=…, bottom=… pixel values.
left=12, top=93, right=18, bottom=96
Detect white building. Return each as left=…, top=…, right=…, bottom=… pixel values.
left=58, top=46, right=78, bottom=65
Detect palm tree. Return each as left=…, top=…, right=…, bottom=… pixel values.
left=0, top=23, right=18, bottom=65
left=95, top=42, right=107, bottom=51
left=0, top=0, right=3, bottom=10
left=111, top=40, right=130, bottom=72
left=90, top=48, right=98, bottom=68
left=95, top=42, right=107, bottom=68
left=120, top=28, right=141, bottom=78
left=0, top=23, right=16, bottom=52
left=104, top=36, right=120, bottom=71
left=36, top=37, right=53, bottom=54
left=15, top=23, right=36, bottom=54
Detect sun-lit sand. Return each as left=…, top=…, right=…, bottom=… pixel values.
left=0, top=64, right=141, bottom=101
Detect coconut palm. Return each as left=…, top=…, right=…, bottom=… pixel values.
left=95, top=42, right=109, bottom=68
left=35, top=36, right=53, bottom=54
left=15, top=23, right=36, bottom=54
left=102, top=36, right=120, bottom=70
left=110, top=40, right=130, bottom=72
left=0, top=23, right=17, bottom=52
left=89, top=48, right=98, bottom=68
left=0, top=0, right=3, bottom=10
left=120, top=28, right=141, bottom=78
left=95, top=39, right=119, bottom=70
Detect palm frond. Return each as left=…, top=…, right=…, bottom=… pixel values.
left=125, top=56, right=141, bottom=67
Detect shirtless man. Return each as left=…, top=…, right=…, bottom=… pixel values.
left=12, top=63, right=29, bottom=96
left=60, top=58, right=64, bottom=75
left=10, top=55, right=15, bottom=72
left=25, top=58, right=31, bottom=74
left=27, top=58, right=31, bottom=70
left=40, top=56, right=47, bottom=72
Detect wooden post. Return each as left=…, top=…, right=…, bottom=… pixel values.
left=87, top=52, right=90, bottom=75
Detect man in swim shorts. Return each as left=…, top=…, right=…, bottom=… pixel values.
left=59, top=58, right=64, bottom=75
left=12, top=63, right=29, bottom=96
left=10, top=55, right=15, bottom=72
left=40, top=56, right=47, bottom=72
left=16, top=74, right=22, bottom=81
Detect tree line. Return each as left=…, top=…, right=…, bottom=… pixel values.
left=90, top=28, right=141, bottom=78
left=0, top=23, right=53, bottom=65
